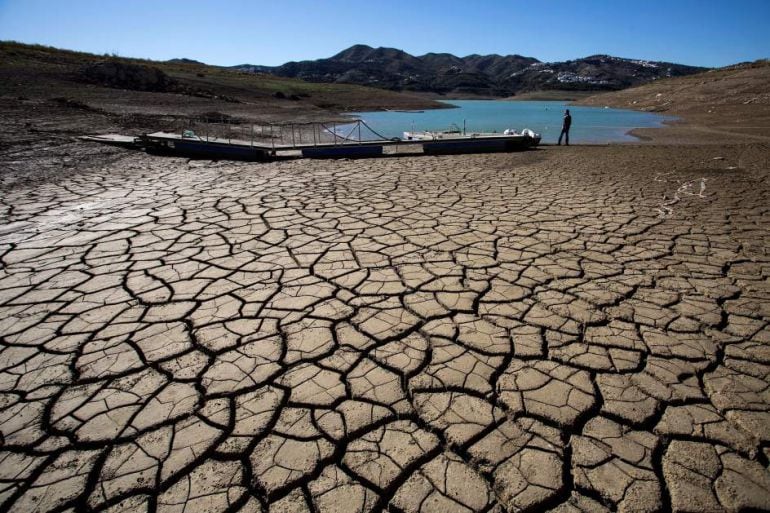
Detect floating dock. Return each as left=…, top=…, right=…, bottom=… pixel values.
left=81, top=119, right=540, bottom=162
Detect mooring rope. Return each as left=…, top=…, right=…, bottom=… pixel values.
left=359, top=119, right=399, bottom=141
left=320, top=120, right=397, bottom=143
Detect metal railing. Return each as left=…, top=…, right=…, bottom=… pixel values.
left=163, top=117, right=393, bottom=150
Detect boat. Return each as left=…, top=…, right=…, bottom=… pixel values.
left=403, top=123, right=463, bottom=140
left=404, top=126, right=541, bottom=154
left=81, top=120, right=541, bottom=163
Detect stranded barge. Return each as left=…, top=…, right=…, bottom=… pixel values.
left=81, top=120, right=541, bottom=161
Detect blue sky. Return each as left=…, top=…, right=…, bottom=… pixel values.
left=0, top=0, right=767, bottom=67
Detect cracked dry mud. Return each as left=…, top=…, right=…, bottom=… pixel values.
left=0, top=144, right=769, bottom=513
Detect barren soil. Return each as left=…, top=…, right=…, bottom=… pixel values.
left=1, top=142, right=769, bottom=512
left=577, top=60, right=770, bottom=143
left=2, top=45, right=770, bottom=513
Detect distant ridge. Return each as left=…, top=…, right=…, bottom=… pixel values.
left=233, top=44, right=707, bottom=96
left=166, top=58, right=206, bottom=65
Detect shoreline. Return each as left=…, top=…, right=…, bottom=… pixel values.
left=573, top=60, right=770, bottom=144
left=342, top=99, right=683, bottom=146
left=3, top=59, right=768, bottom=188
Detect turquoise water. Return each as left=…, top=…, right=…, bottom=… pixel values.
left=350, top=100, right=674, bottom=144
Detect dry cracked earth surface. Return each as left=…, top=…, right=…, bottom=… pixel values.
left=0, top=143, right=769, bottom=513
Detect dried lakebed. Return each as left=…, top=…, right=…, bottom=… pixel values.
left=0, top=144, right=769, bottom=513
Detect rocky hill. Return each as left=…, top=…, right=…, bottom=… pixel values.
left=234, top=44, right=706, bottom=96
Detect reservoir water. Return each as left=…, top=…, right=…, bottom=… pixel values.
left=350, top=100, right=674, bottom=144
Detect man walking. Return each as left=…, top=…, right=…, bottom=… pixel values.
left=558, top=109, right=572, bottom=145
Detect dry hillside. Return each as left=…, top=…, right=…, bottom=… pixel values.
left=0, top=41, right=443, bottom=185
left=579, top=60, right=770, bottom=140
left=0, top=41, right=442, bottom=122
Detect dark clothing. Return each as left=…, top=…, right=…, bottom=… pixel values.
left=558, top=128, right=569, bottom=145
left=558, top=113, right=571, bottom=145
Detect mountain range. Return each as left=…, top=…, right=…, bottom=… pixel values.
left=232, top=44, right=707, bottom=97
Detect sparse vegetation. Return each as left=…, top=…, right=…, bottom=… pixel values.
left=578, top=59, right=770, bottom=139
left=0, top=40, right=444, bottom=119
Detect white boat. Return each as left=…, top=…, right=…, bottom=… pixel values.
left=403, top=126, right=541, bottom=153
